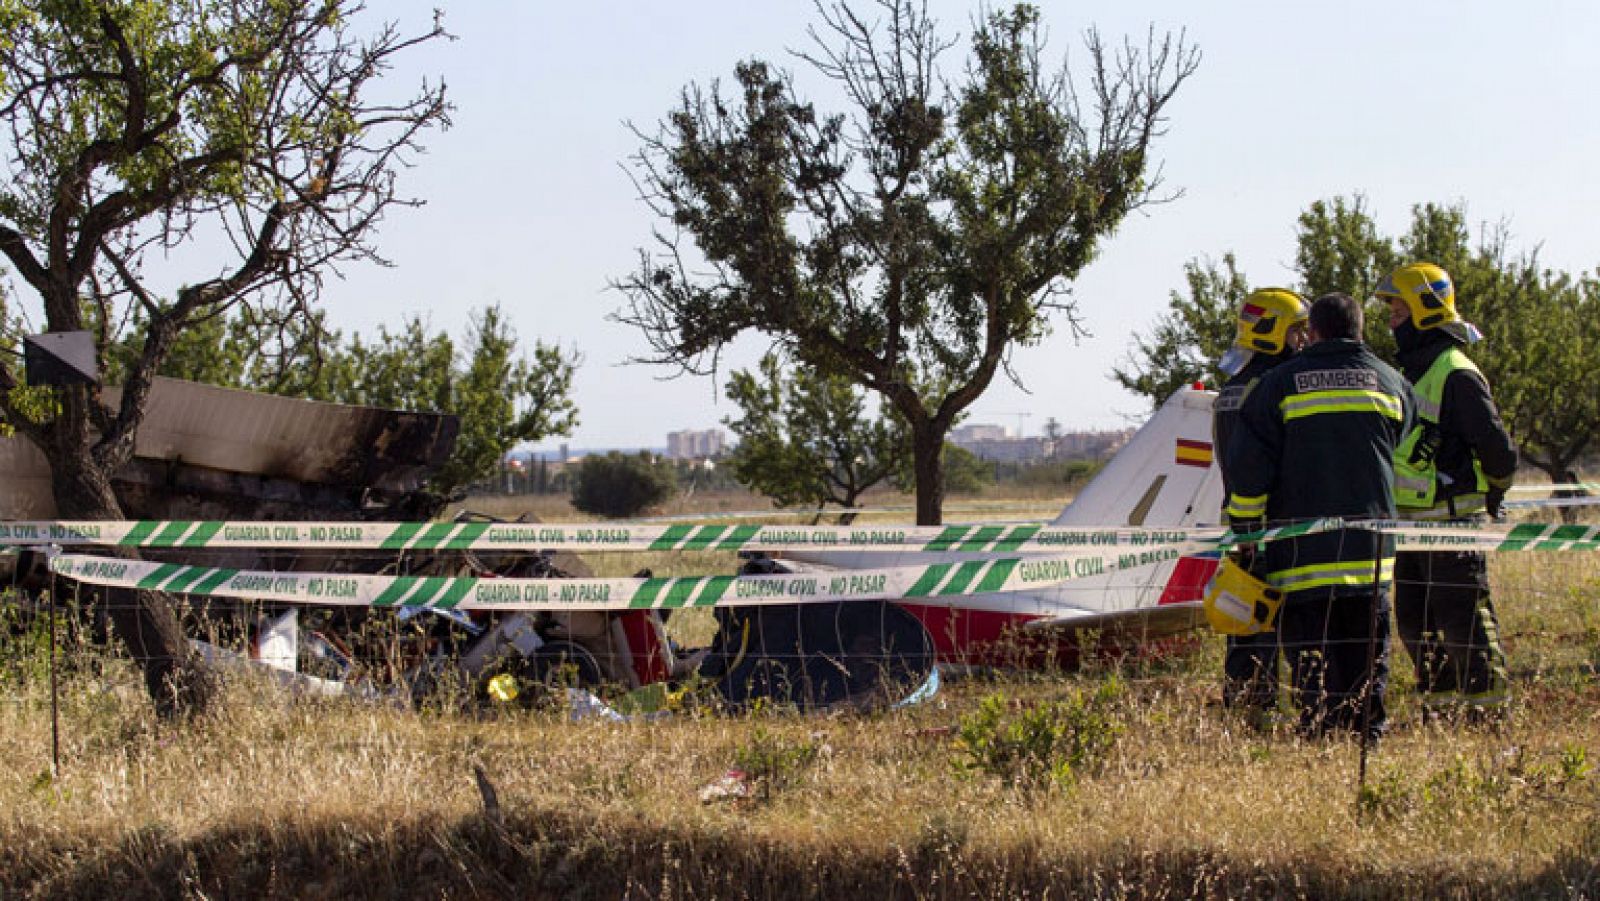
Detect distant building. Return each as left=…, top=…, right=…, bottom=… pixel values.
left=951, top=425, right=1134, bottom=463
left=666, top=428, right=726, bottom=459
left=1049, top=428, right=1134, bottom=460
left=952, top=423, right=1010, bottom=443
left=955, top=435, right=1053, bottom=463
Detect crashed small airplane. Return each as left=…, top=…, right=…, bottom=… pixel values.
left=12, top=376, right=1591, bottom=712
left=4, top=376, right=1233, bottom=710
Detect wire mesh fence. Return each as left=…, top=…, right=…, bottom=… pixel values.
left=3, top=512, right=1599, bottom=897
left=2, top=506, right=1595, bottom=734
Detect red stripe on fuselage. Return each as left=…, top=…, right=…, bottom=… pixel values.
left=1157, top=555, right=1219, bottom=606
left=896, top=553, right=1219, bottom=667
left=616, top=610, right=671, bottom=686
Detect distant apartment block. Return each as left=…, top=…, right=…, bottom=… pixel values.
left=1050, top=429, right=1134, bottom=460
left=666, top=428, right=726, bottom=459
left=951, top=423, right=1010, bottom=443
left=951, top=424, right=1134, bottom=463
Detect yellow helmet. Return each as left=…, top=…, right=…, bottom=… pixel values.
left=1375, top=262, right=1458, bottom=329
left=1202, top=556, right=1284, bottom=636
left=1234, top=288, right=1309, bottom=355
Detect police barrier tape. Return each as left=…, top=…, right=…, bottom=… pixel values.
left=1505, top=496, right=1600, bottom=511
left=0, top=520, right=1217, bottom=554
left=31, top=518, right=1600, bottom=613
left=1220, top=518, right=1600, bottom=553
left=8, top=516, right=1595, bottom=558
left=1376, top=520, right=1600, bottom=552
left=1221, top=518, right=1600, bottom=552
left=46, top=543, right=1203, bottom=612
left=1507, top=483, right=1600, bottom=493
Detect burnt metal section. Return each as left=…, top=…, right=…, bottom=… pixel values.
left=0, top=376, right=459, bottom=521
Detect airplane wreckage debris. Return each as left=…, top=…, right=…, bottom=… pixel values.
left=0, top=377, right=938, bottom=712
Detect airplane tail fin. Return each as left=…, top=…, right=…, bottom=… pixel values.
left=1055, top=387, right=1223, bottom=530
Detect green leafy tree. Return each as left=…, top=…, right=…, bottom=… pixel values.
left=942, top=443, right=993, bottom=494
left=0, top=0, right=450, bottom=716
left=228, top=307, right=342, bottom=397
left=328, top=318, right=456, bottom=411
left=571, top=451, right=677, bottom=519
left=1111, top=254, right=1246, bottom=407
left=895, top=442, right=991, bottom=494
left=315, top=306, right=579, bottom=498
left=104, top=302, right=341, bottom=396
left=105, top=312, right=249, bottom=387
left=615, top=0, right=1197, bottom=524
left=724, top=352, right=908, bottom=509
left=1321, top=198, right=1401, bottom=356
left=1474, top=260, right=1600, bottom=483
left=430, top=306, right=579, bottom=496
left=1293, top=196, right=1399, bottom=316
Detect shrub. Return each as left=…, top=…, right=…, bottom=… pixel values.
left=1357, top=770, right=1415, bottom=821
left=732, top=726, right=822, bottom=798
left=570, top=451, right=676, bottom=518
left=952, top=679, right=1126, bottom=791
left=0, top=596, right=53, bottom=688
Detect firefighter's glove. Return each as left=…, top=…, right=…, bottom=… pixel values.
left=1229, top=542, right=1260, bottom=575
left=1486, top=486, right=1507, bottom=521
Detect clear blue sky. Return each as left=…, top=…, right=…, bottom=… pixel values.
left=329, top=0, right=1600, bottom=449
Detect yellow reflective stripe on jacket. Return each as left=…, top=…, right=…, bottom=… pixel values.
left=1269, top=558, right=1394, bottom=592
left=1226, top=493, right=1268, bottom=519
left=1280, top=390, right=1404, bottom=422
left=1395, top=473, right=1434, bottom=496
left=1405, top=494, right=1487, bottom=521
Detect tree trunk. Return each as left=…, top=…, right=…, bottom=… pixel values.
left=1553, top=466, right=1590, bottom=525
left=910, top=423, right=946, bottom=526
left=52, top=449, right=216, bottom=719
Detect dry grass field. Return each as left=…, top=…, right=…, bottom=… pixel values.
left=1, top=500, right=1598, bottom=899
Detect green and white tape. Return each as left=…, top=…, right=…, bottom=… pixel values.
left=10, top=516, right=1595, bottom=559
left=10, top=516, right=1595, bottom=558
left=47, top=542, right=1204, bottom=613
left=33, top=516, right=1600, bottom=614
left=1217, top=518, right=1600, bottom=553
left=0, top=519, right=1216, bottom=554
left=1377, top=520, right=1600, bottom=552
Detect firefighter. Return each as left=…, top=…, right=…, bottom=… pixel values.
left=1377, top=262, right=1517, bottom=721
left=1213, top=288, right=1309, bottom=718
left=1222, top=293, right=1412, bottom=738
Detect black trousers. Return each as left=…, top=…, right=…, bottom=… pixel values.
left=1393, top=550, right=1509, bottom=710
left=1223, top=632, right=1280, bottom=711
left=1278, top=585, right=1390, bottom=739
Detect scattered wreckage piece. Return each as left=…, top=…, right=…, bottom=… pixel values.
left=0, top=376, right=458, bottom=525
left=0, top=374, right=936, bottom=711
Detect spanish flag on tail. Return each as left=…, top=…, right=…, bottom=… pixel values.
left=1175, top=438, right=1213, bottom=468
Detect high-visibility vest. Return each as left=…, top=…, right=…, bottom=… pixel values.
left=1393, top=347, right=1489, bottom=518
